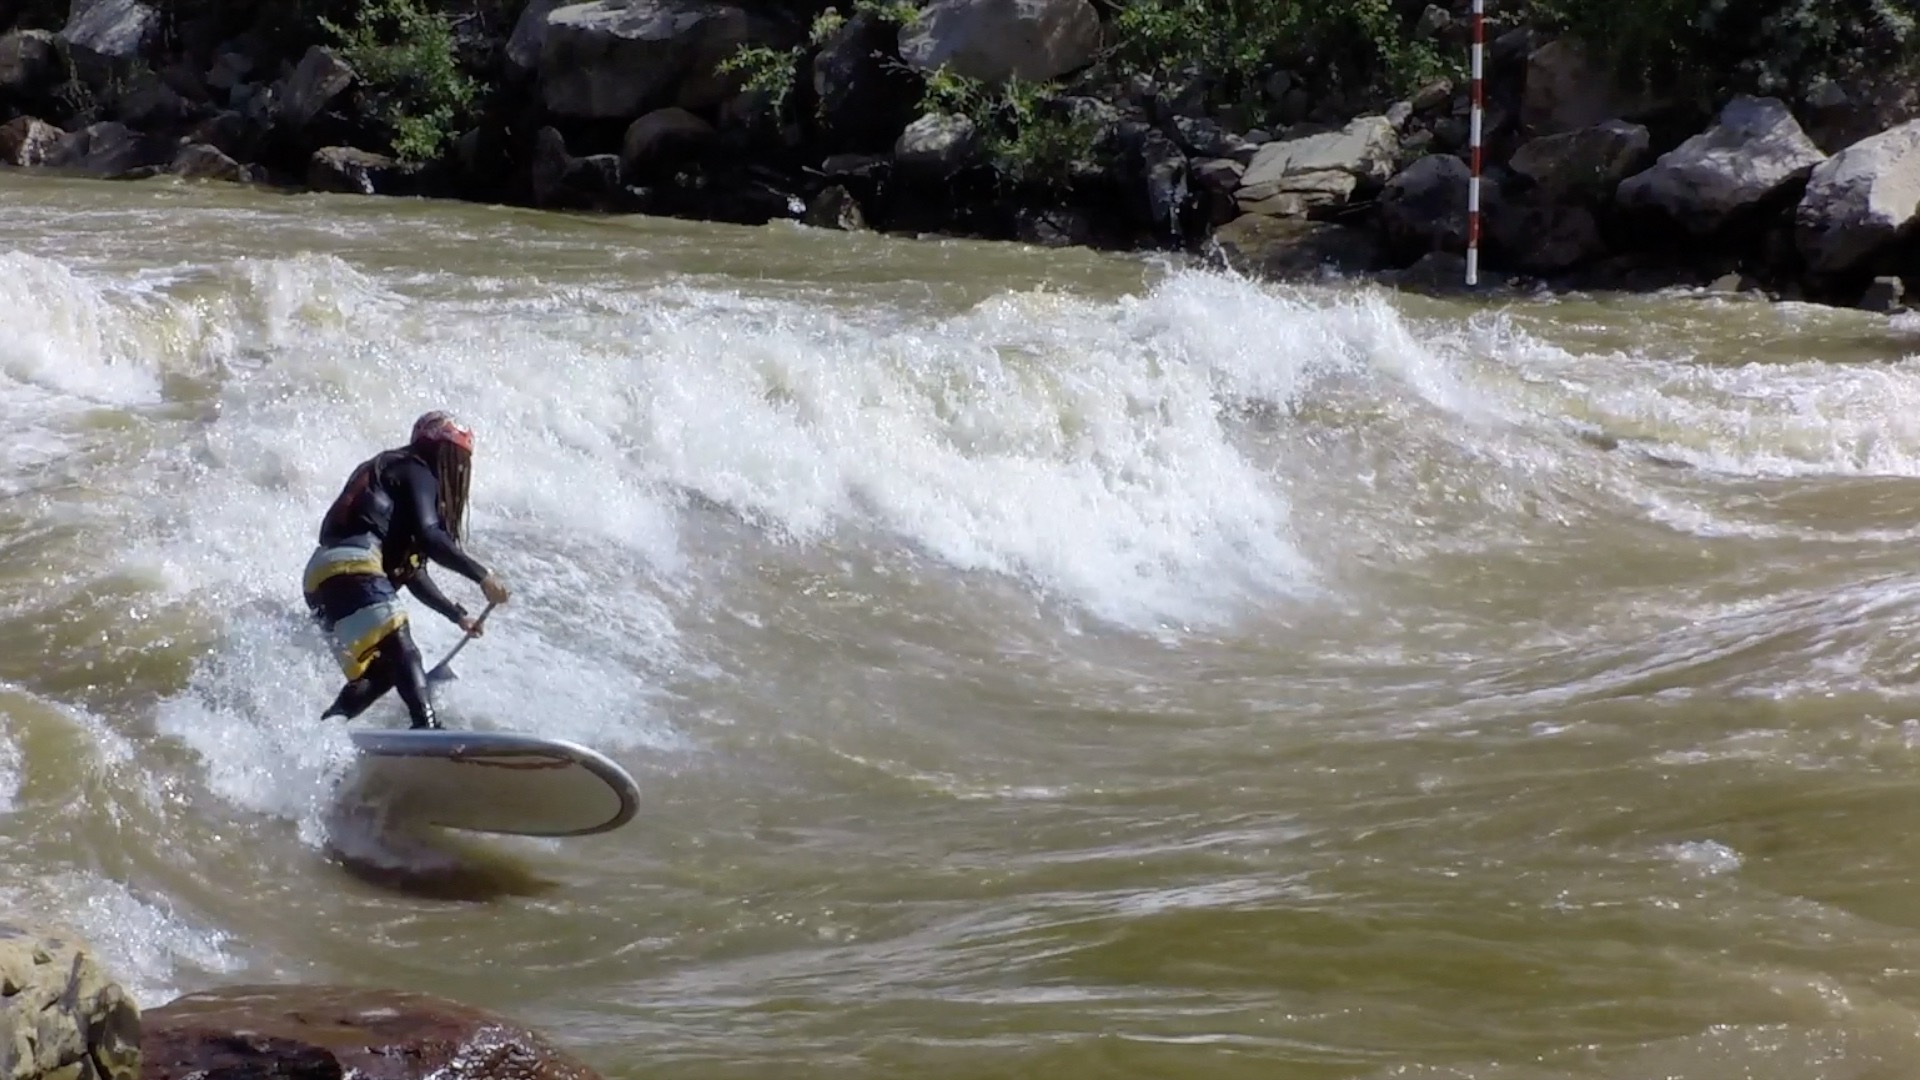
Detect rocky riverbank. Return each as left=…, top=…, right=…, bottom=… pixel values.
left=2, top=919, right=605, bottom=1080
left=2, top=0, right=1917, bottom=312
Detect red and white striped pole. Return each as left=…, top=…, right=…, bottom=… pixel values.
left=1466, top=0, right=1484, bottom=286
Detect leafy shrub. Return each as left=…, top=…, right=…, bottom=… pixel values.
left=921, top=68, right=1108, bottom=189
left=1524, top=0, right=1920, bottom=101
left=320, top=0, right=480, bottom=163
left=1106, top=0, right=1456, bottom=108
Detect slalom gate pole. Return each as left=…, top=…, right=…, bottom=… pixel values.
left=1466, top=0, right=1485, bottom=286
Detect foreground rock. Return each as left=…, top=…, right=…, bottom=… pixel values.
left=1615, top=95, right=1826, bottom=233
left=1233, top=115, right=1398, bottom=217
left=1209, top=213, right=1381, bottom=281
left=1795, top=119, right=1920, bottom=277
left=0, top=920, right=142, bottom=1080
left=140, top=985, right=603, bottom=1080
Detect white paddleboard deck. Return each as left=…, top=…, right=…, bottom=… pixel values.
left=343, top=729, right=639, bottom=837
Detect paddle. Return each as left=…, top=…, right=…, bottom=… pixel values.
left=427, top=600, right=497, bottom=683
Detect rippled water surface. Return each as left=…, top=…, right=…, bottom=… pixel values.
left=7, top=169, right=1920, bottom=1079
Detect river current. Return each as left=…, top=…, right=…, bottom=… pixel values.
left=7, top=169, right=1920, bottom=1079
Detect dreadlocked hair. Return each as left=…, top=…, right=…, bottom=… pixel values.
left=432, top=439, right=472, bottom=543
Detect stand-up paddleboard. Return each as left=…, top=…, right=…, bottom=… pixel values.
left=343, top=728, right=639, bottom=838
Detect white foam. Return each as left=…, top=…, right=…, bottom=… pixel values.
left=0, top=872, right=247, bottom=1006
left=0, top=250, right=208, bottom=406
left=1662, top=839, right=1743, bottom=876
left=0, top=731, right=17, bottom=814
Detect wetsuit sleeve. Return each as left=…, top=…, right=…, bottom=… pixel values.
left=404, top=565, right=468, bottom=625
left=394, top=457, right=491, bottom=585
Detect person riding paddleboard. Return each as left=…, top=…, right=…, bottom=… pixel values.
left=303, top=410, right=511, bottom=729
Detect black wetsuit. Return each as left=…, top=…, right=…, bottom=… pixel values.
left=308, top=447, right=491, bottom=728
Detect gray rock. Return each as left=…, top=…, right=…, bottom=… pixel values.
left=1209, top=214, right=1381, bottom=281
left=530, top=128, right=626, bottom=209
left=1615, top=95, right=1826, bottom=233
left=170, top=142, right=246, bottom=182
left=47, top=120, right=166, bottom=175
left=1389, top=250, right=1475, bottom=290
left=0, top=115, right=63, bottom=165
left=1491, top=199, right=1606, bottom=272
left=621, top=106, right=714, bottom=178
left=0, top=30, right=61, bottom=98
left=1794, top=119, right=1920, bottom=276
left=1805, top=79, right=1849, bottom=112
left=899, top=0, right=1102, bottom=86
left=812, top=11, right=921, bottom=152
left=1507, top=119, right=1651, bottom=200
left=1385, top=100, right=1414, bottom=131
left=1237, top=169, right=1357, bottom=217
left=538, top=0, right=793, bottom=119
left=1522, top=37, right=1664, bottom=135
left=1190, top=157, right=1244, bottom=195
left=276, top=46, right=355, bottom=129
left=204, top=49, right=253, bottom=92
left=1378, top=153, right=1472, bottom=257
left=1235, top=115, right=1397, bottom=215
left=1140, top=127, right=1187, bottom=234
left=112, top=65, right=187, bottom=126
left=804, top=184, right=867, bottom=230
left=895, top=112, right=979, bottom=176
left=0, top=921, right=141, bottom=1080
left=1171, top=115, right=1255, bottom=163
left=1860, top=275, right=1905, bottom=313
left=58, top=0, right=159, bottom=63
left=506, top=0, right=562, bottom=75
left=308, top=146, right=396, bottom=194
left=1410, top=78, right=1452, bottom=114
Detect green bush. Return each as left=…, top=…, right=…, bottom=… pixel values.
left=320, top=0, right=480, bottom=163
left=1524, top=0, right=1920, bottom=100
left=921, top=68, right=1108, bottom=189
left=1107, top=0, right=1455, bottom=108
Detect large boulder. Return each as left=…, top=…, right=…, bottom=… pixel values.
left=46, top=120, right=172, bottom=176
left=894, top=111, right=979, bottom=177
left=1209, top=214, right=1382, bottom=281
left=1490, top=199, right=1606, bottom=272
left=537, top=0, right=797, bottom=119
left=1137, top=127, right=1188, bottom=237
left=1615, top=95, right=1826, bottom=233
left=0, top=920, right=142, bottom=1080
left=274, top=46, right=355, bottom=130
left=1794, top=119, right=1920, bottom=277
left=0, top=30, right=63, bottom=104
left=0, top=115, right=63, bottom=165
left=170, top=141, right=247, bottom=182
left=620, top=105, right=713, bottom=180
left=811, top=11, right=921, bottom=153
left=1506, top=119, right=1651, bottom=201
left=57, top=0, right=158, bottom=67
left=506, top=0, right=563, bottom=76
left=1377, top=152, right=1472, bottom=258
left=1234, top=115, right=1397, bottom=217
left=139, top=985, right=603, bottom=1080
left=308, top=145, right=399, bottom=194
left=1520, top=37, right=1666, bottom=136
left=898, top=0, right=1102, bottom=86
left=529, top=125, right=630, bottom=210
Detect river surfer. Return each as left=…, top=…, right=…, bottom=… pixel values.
left=303, top=410, right=512, bottom=729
